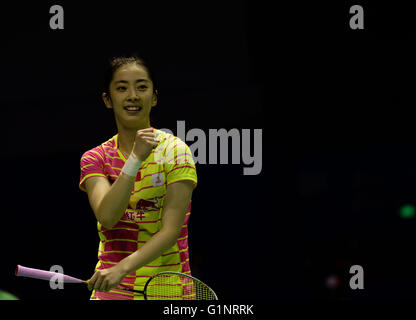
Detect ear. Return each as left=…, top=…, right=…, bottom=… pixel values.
left=151, top=90, right=158, bottom=107
left=102, top=92, right=113, bottom=109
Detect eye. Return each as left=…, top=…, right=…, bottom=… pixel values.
left=116, top=86, right=127, bottom=91
left=137, top=85, right=148, bottom=90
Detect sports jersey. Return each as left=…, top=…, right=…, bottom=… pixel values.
left=79, top=129, right=197, bottom=300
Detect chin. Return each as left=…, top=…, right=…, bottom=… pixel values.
left=121, top=119, right=150, bottom=130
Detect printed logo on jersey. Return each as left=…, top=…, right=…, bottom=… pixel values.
left=125, top=196, right=162, bottom=222
left=152, top=172, right=164, bottom=187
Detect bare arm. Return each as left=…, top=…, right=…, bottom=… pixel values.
left=85, top=173, right=135, bottom=229
left=85, top=128, right=158, bottom=229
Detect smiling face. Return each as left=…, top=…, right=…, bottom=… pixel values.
left=103, top=62, right=157, bottom=130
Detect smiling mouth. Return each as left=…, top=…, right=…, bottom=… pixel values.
left=124, top=106, right=142, bottom=112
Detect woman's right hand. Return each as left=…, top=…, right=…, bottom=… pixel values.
left=132, top=127, right=159, bottom=161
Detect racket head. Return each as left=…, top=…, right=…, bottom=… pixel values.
left=143, top=271, right=218, bottom=300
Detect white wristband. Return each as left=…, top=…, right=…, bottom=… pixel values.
left=122, top=153, right=142, bottom=178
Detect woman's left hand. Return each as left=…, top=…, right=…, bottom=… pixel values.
left=87, top=265, right=127, bottom=292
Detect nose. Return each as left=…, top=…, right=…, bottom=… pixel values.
left=127, top=87, right=139, bottom=102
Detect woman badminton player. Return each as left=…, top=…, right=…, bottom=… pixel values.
left=79, top=55, right=197, bottom=300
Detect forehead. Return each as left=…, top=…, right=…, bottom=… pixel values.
left=112, top=63, right=150, bottom=81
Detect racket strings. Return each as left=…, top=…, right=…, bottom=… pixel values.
left=146, top=274, right=216, bottom=300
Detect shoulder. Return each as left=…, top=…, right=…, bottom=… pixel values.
left=154, top=129, right=195, bottom=168
left=81, top=135, right=118, bottom=162
left=155, top=129, right=189, bottom=152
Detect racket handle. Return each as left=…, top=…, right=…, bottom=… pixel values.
left=82, top=280, right=144, bottom=295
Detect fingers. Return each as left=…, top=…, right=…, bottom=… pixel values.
left=140, top=134, right=158, bottom=142
left=136, top=127, right=155, bottom=138
left=98, top=278, right=108, bottom=293
left=137, top=128, right=160, bottom=140
left=87, top=272, right=97, bottom=291
left=137, top=132, right=159, bottom=148
left=94, top=275, right=105, bottom=292
left=138, top=131, right=155, bottom=137
left=137, top=127, right=154, bottom=133
left=133, top=128, right=160, bottom=160
left=88, top=270, right=107, bottom=292
left=137, top=132, right=159, bottom=141
left=140, top=136, right=159, bottom=146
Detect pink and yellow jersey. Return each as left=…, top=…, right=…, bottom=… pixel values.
left=79, top=129, right=197, bottom=300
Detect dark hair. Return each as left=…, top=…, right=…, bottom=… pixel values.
left=103, top=54, right=158, bottom=98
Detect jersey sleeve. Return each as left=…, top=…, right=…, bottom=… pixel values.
left=164, top=138, right=197, bottom=189
left=79, top=147, right=107, bottom=193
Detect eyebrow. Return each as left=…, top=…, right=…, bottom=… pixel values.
left=114, top=79, right=149, bottom=84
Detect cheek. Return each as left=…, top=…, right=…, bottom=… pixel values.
left=142, top=93, right=154, bottom=105
left=111, top=94, right=125, bottom=107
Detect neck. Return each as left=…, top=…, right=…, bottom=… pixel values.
left=117, top=121, right=151, bottom=158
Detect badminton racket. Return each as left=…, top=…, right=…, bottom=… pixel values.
left=15, top=265, right=217, bottom=300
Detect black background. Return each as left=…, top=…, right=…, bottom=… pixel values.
left=0, top=0, right=415, bottom=303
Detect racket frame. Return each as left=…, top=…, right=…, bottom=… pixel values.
left=120, top=271, right=218, bottom=300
